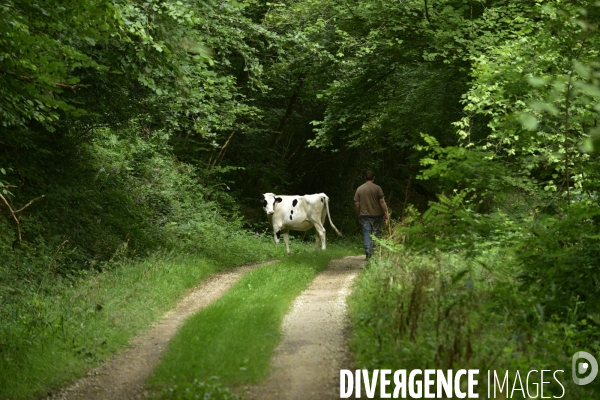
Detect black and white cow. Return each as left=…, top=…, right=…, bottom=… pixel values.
left=261, top=192, right=342, bottom=254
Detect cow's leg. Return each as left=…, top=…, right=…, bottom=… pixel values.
left=283, top=230, right=291, bottom=255
left=314, top=224, right=326, bottom=250
left=314, top=233, right=320, bottom=251
left=273, top=226, right=282, bottom=245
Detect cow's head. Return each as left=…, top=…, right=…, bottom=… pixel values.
left=261, top=193, right=282, bottom=215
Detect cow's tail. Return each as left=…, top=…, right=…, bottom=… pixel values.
left=325, top=196, right=342, bottom=236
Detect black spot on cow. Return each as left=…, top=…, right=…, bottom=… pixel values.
left=292, top=199, right=298, bottom=207
left=276, top=230, right=281, bottom=239
left=291, top=210, right=294, bottom=214
left=321, top=197, right=324, bottom=202
left=262, top=200, right=267, bottom=207
left=290, top=214, right=293, bottom=220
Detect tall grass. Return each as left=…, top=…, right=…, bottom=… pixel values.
left=0, top=233, right=282, bottom=400
left=348, top=246, right=599, bottom=399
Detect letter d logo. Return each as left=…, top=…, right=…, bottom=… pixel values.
left=572, top=351, right=598, bottom=385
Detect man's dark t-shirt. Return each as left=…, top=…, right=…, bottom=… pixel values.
left=354, top=182, right=384, bottom=217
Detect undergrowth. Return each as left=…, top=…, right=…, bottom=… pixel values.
left=348, top=243, right=600, bottom=399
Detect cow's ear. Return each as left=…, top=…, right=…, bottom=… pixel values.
left=275, top=197, right=283, bottom=203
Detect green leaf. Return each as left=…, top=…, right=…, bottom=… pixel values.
left=519, top=113, right=538, bottom=131
left=452, top=269, right=469, bottom=284
left=579, top=131, right=600, bottom=153
left=530, top=101, right=558, bottom=116
left=527, top=76, right=547, bottom=87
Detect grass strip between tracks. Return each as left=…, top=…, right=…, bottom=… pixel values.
left=148, top=245, right=356, bottom=398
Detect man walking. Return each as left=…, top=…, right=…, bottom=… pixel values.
left=354, top=170, right=389, bottom=259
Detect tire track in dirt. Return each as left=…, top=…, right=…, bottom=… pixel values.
left=46, top=261, right=276, bottom=400
left=242, top=255, right=365, bottom=400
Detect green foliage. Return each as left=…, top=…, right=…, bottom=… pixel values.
left=517, top=203, right=600, bottom=319
left=396, top=5, right=600, bottom=376
left=0, top=0, right=113, bottom=127
left=343, top=0, right=600, bottom=379
left=0, top=0, right=282, bottom=268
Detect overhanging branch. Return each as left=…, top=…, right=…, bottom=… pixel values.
left=0, top=193, right=45, bottom=244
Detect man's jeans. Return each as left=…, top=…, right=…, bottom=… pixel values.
left=360, top=216, right=382, bottom=256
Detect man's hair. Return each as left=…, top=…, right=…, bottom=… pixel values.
left=365, top=170, right=375, bottom=181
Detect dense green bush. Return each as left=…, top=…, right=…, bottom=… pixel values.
left=517, top=203, right=600, bottom=322
left=1, top=122, right=241, bottom=277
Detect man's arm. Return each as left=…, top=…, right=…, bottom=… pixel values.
left=355, top=201, right=361, bottom=220
left=379, top=198, right=389, bottom=221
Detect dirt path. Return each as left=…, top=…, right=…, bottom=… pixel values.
left=47, top=261, right=275, bottom=400
left=243, top=255, right=365, bottom=400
